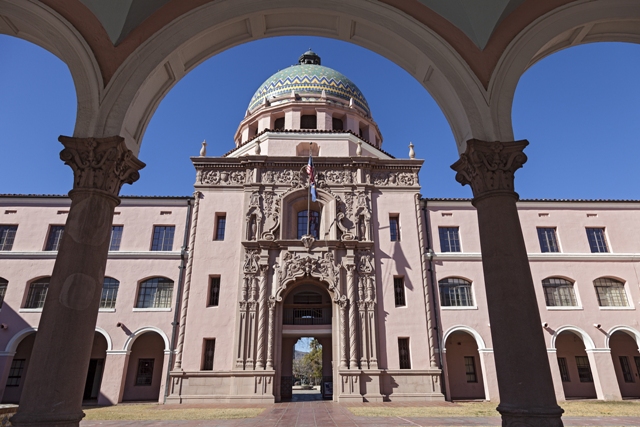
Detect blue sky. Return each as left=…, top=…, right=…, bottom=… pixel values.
left=1, top=36, right=639, bottom=200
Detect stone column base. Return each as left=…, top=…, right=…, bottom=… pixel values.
left=498, top=405, right=564, bottom=427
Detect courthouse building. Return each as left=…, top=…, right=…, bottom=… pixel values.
left=0, top=51, right=638, bottom=405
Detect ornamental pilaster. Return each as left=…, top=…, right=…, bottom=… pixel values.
left=266, top=297, right=276, bottom=370
left=346, top=264, right=358, bottom=369
left=255, top=264, right=269, bottom=369
left=338, top=296, right=349, bottom=369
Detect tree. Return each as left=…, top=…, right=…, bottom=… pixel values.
left=302, top=339, right=322, bottom=385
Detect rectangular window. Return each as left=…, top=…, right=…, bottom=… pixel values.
left=151, top=225, right=174, bottom=251
left=439, top=227, right=461, bottom=252
left=389, top=216, right=400, bottom=242
left=215, top=215, right=226, bottom=241
left=398, top=338, right=411, bottom=369
left=135, top=358, right=154, bottom=386
left=575, top=356, right=593, bottom=382
left=558, top=357, right=570, bottom=382
left=44, top=225, right=64, bottom=251
left=202, top=339, right=216, bottom=370
left=464, top=356, right=478, bottom=383
left=635, top=357, right=640, bottom=380
left=209, top=277, right=220, bottom=307
left=393, top=277, right=406, bottom=307
left=537, top=227, right=559, bottom=253
left=620, top=356, right=634, bottom=383
left=109, top=226, right=123, bottom=251
left=0, top=225, right=17, bottom=251
left=6, top=359, right=25, bottom=387
left=586, top=228, right=608, bottom=253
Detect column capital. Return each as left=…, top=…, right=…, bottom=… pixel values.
left=451, top=139, right=528, bottom=199
left=59, top=136, right=145, bottom=199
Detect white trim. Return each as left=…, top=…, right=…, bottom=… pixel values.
left=585, top=348, right=611, bottom=354
left=550, top=325, right=596, bottom=350
left=0, top=352, right=16, bottom=357
left=99, top=308, right=116, bottom=313
left=434, top=252, right=640, bottom=262
left=605, top=325, right=640, bottom=350
left=477, top=348, right=493, bottom=353
left=4, top=327, right=37, bottom=353
left=123, top=326, right=171, bottom=352
left=132, top=307, right=172, bottom=312
left=547, top=348, right=557, bottom=353
left=441, top=325, right=487, bottom=350
left=0, top=251, right=182, bottom=260
left=18, top=308, right=42, bottom=313
left=599, top=306, right=635, bottom=311
left=106, top=350, right=130, bottom=356
left=441, top=306, right=478, bottom=310
left=546, top=306, right=583, bottom=311
left=94, top=327, right=113, bottom=351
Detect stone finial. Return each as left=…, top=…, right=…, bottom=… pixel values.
left=409, top=142, right=415, bottom=159
left=349, top=97, right=354, bottom=108
left=356, top=140, right=362, bottom=156
left=199, top=140, right=207, bottom=157
left=59, top=136, right=145, bottom=198
left=255, top=140, right=261, bottom=155
left=451, top=139, right=528, bottom=199
left=321, top=89, right=327, bottom=99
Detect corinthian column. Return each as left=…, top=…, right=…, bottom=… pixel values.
left=451, top=139, right=563, bottom=427
left=346, top=265, right=358, bottom=369
left=12, top=136, right=144, bottom=427
left=255, top=265, right=269, bottom=369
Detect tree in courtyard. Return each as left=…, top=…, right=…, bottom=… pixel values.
left=302, top=339, right=322, bottom=385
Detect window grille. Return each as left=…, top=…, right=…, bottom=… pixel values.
left=537, top=228, right=559, bottom=253
left=398, top=338, right=411, bottom=369
left=389, top=216, right=400, bottom=242
left=100, top=278, right=119, bottom=309
left=575, top=356, right=593, bottom=382
left=620, top=356, right=634, bottom=382
left=136, top=277, right=174, bottom=308
left=109, top=226, right=123, bottom=251
left=297, top=211, right=320, bottom=239
left=0, top=278, right=7, bottom=308
left=135, top=359, right=154, bottom=386
left=394, top=277, right=406, bottom=307
left=25, top=278, right=49, bottom=309
left=209, top=277, right=220, bottom=307
left=151, top=226, right=174, bottom=251
left=215, top=216, right=226, bottom=240
left=464, top=356, right=478, bottom=382
left=0, top=225, right=17, bottom=251
left=6, top=359, right=25, bottom=387
left=45, top=226, right=64, bottom=251
left=439, top=227, right=460, bottom=252
left=594, top=278, right=629, bottom=307
left=557, top=357, right=570, bottom=382
left=586, top=228, right=608, bottom=253
left=202, top=339, right=216, bottom=370
left=542, top=278, right=577, bottom=307
left=439, top=278, right=474, bottom=307
left=300, top=115, right=317, bottom=129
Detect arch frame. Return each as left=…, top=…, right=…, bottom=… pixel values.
left=123, top=326, right=171, bottom=353
left=442, top=325, right=488, bottom=351
left=94, top=327, right=113, bottom=352
left=605, top=325, right=640, bottom=351
left=550, top=325, right=596, bottom=350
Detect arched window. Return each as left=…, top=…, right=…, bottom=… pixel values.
left=25, top=277, right=50, bottom=309
left=332, top=117, right=343, bottom=131
left=300, top=114, right=317, bottom=129
left=594, top=278, right=628, bottom=307
left=542, top=278, right=577, bottom=307
left=100, top=277, right=120, bottom=309
left=136, top=277, right=174, bottom=309
left=439, top=278, right=473, bottom=307
left=0, top=277, right=7, bottom=308
left=297, top=211, right=320, bottom=239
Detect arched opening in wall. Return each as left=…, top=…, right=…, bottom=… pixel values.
left=292, top=337, right=323, bottom=401
left=1, top=332, right=35, bottom=404
left=444, top=331, right=485, bottom=400
left=555, top=331, right=596, bottom=399
left=123, top=331, right=166, bottom=402
left=609, top=331, right=640, bottom=398
left=83, top=332, right=108, bottom=403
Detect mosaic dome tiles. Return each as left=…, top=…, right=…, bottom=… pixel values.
left=248, top=64, right=370, bottom=115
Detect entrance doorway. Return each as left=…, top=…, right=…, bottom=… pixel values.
left=292, top=337, right=323, bottom=401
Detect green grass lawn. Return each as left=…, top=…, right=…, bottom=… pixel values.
left=83, top=404, right=265, bottom=421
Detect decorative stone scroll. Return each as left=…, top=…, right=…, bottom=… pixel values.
left=275, top=251, right=341, bottom=301
left=450, top=139, right=528, bottom=199
left=370, top=170, right=417, bottom=187
left=316, top=169, right=356, bottom=185
left=200, top=169, right=246, bottom=185
left=261, top=168, right=303, bottom=187
left=59, top=136, right=145, bottom=197
left=261, top=191, right=280, bottom=240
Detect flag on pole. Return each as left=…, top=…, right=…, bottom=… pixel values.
left=307, top=154, right=317, bottom=202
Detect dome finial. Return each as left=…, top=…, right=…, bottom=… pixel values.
left=299, top=49, right=321, bottom=65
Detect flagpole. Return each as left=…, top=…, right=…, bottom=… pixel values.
left=307, top=143, right=311, bottom=237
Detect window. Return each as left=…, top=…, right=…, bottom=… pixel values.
left=297, top=211, right=320, bottom=239
left=439, top=278, right=474, bottom=307
left=398, top=338, right=411, bottom=369
left=0, top=278, right=7, bottom=308
left=300, top=114, right=317, bottom=129
left=151, top=226, right=174, bottom=251
left=439, top=227, right=460, bottom=252
left=542, top=278, right=577, bottom=307
left=25, top=278, right=49, bottom=309
left=332, top=117, right=343, bottom=130
left=6, top=359, right=25, bottom=387
left=215, top=216, right=226, bottom=241
left=202, top=339, right=216, bottom=370
left=586, top=228, right=608, bottom=253
left=274, top=117, right=284, bottom=130
left=635, top=357, right=640, bottom=380
left=109, top=226, right=123, bottom=251
left=100, top=278, right=119, bottom=309
left=293, top=291, right=323, bottom=305
left=620, top=356, right=634, bottom=383
left=558, top=357, right=570, bottom=382
left=537, top=228, right=559, bottom=253
left=393, top=277, right=406, bottom=307
left=464, top=356, right=478, bottom=382
left=135, top=359, right=154, bottom=386
left=208, top=277, right=220, bottom=307
left=575, top=356, right=593, bottom=382
left=594, top=278, right=629, bottom=307
left=0, top=225, right=17, bottom=251
left=136, top=277, right=174, bottom=308
left=44, top=226, right=64, bottom=251
left=389, top=215, right=400, bottom=242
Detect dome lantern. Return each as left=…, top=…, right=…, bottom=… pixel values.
left=299, top=49, right=321, bottom=65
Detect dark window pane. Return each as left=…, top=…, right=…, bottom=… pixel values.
left=136, top=277, right=174, bottom=308
left=135, top=359, right=154, bottom=386
left=537, top=228, right=559, bottom=253
left=25, top=278, right=49, bottom=308
left=464, top=356, right=477, bottom=382
left=575, top=356, right=593, bottom=382
left=620, top=356, right=634, bottom=382
left=100, top=278, right=119, bottom=309
left=439, top=227, right=460, bottom=252
left=109, top=226, right=123, bottom=251
left=297, top=211, right=320, bottom=239
left=389, top=216, right=399, bottom=242
left=586, top=228, right=608, bottom=253
left=215, top=216, right=226, bottom=241
left=542, top=278, right=577, bottom=307
left=332, top=117, right=343, bottom=130
left=398, top=338, right=411, bottom=369
left=45, top=226, right=64, bottom=251
left=292, top=291, right=323, bottom=305
left=209, top=277, right=220, bottom=307
left=439, top=278, right=474, bottom=307
left=151, top=226, right=174, bottom=251
left=0, top=279, right=7, bottom=308
left=0, top=225, right=17, bottom=251
left=202, top=339, right=216, bottom=370
left=558, top=357, right=570, bottom=382
left=300, top=115, right=317, bottom=129
left=594, top=278, right=628, bottom=307
left=394, top=277, right=406, bottom=307
left=634, top=357, right=640, bottom=380
left=6, top=359, right=25, bottom=387
left=274, top=117, right=285, bottom=130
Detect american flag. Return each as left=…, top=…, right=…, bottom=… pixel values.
left=307, top=154, right=317, bottom=202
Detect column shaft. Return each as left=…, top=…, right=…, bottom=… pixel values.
left=255, top=266, right=269, bottom=369
left=346, top=265, right=358, bottom=369
left=339, top=297, right=348, bottom=369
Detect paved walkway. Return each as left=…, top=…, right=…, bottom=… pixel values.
left=81, top=401, right=640, bottom=427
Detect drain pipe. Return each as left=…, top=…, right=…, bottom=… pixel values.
left=163, top=196, right=193, bottom=403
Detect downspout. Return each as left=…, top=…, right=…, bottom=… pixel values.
left=164, top=196, right=193, bottom=403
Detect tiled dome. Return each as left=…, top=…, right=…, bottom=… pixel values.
left=248, top=51, right=371, bottom=116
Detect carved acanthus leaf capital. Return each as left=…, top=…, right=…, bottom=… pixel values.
left=451, top=139, right=528, bottom=199
left=59, top=136, right=145, bottom=198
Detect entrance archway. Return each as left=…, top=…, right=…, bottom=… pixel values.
left=1, top=331, right=35, bottom=404
left=609, top=330, right=640, bottom=398
left=555, top=330, right=596, bottom=399
left=122, top=331, right=166, bottom=402
left=444, top=331, right=486, bottom=400
left=83, top=332, right=108, bottom=403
